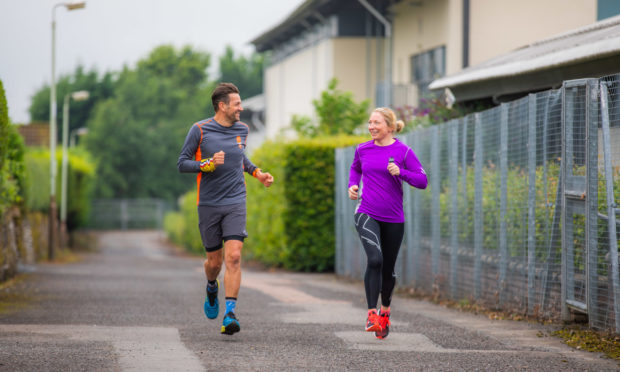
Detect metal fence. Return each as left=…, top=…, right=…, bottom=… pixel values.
left=335, top=74, right=620, bottom=332
left=86, top=198, right=169, bottom=230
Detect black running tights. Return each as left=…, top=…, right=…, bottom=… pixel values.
left=354, top=213, right=404, bottom=309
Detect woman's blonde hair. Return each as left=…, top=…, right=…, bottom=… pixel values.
left=373, top=107, right=405, bottom=133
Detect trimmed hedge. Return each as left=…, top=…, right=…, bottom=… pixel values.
left=164, top=190, right=202, bottom=255
left=245, top=135, right=365, bottom=272
left=0, top=80, right=26, bottom=215
left=24, top=148, right=95, bottom=230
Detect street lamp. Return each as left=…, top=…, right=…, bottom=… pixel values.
left=60, top=90, right=89, bottom=247
left=70, top=127, right=88, bottom=148
left=49, top=1, right=86, bottom=260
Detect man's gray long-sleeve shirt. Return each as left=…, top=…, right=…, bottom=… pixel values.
left=177, top=117, right=258, bottom=206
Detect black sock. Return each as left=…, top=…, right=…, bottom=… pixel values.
left=207, top=280, right=217, bottom=292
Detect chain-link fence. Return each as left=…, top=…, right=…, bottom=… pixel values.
left=86, top=199, right=170, bottom=230
left=335, top=74, right=620, bottom=332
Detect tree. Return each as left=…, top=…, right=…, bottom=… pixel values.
left=292, top=78, right=370, bottom=138
left=218, top=45, right=264, bottom=98
left=29, top=65, right=115, bottom=142
left=85, top=45, right=214, bottom=201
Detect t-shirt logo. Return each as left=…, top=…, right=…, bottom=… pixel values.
left=236, top=136, right=242, bottom=149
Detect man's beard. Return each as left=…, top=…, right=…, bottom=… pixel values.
left=227, top=111, right=239, bottom=123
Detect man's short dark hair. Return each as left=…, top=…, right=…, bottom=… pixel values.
left=212, top=83, right=240, bottom=112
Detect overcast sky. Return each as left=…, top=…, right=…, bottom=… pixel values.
left=0, top=0, right=302, bottom=124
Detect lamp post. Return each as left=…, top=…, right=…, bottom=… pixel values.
left=60, top=90, right=89, bottom=247
left=70, top=127, right=88, bottom=148
left=49, top=1, right=86, bottom=260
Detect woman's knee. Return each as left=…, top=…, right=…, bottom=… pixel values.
left=366, top=254, right=383, bottom=269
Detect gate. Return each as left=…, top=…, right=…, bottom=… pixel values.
left=560, top=79, right=599, bottom=323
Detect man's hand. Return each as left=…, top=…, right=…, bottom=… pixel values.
left=200, top=151, right=225, bottom=172
left=213, top=151, right=225, bottom=166
left=348, top=185, right=359, bottom=200
left=256, top=170, right=274, bottom=188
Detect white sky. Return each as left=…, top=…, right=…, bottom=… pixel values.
left=0, top=0, right=302, bottom=124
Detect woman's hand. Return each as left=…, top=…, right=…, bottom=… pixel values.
left=348, top=185, right=359, bottom=200
left=387, top=162, right=400, bottom=176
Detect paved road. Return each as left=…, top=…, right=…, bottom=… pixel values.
left=0, top=231, right=617, bottom=371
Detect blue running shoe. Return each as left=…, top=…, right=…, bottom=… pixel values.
left=204, top=280, right=219, bottom=319
left=221, top=311, right=240, bottom=335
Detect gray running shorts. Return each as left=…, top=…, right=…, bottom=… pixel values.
left=198, top=203, right=247, bottom=252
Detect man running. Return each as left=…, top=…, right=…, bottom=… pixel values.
left=177, top=82, right=274, bottom=335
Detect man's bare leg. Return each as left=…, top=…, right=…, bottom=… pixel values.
left=223, top=239, right=243, bottom=298
left=204, top=249, right=223, bottom=281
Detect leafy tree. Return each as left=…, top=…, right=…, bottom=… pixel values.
left=292, top=78, right=370, bottom=138
left=218, top=45, right=264, bottom=98
left=29, top=65, right=115, bottom=142
left=85, top=45, right=214, bottom=201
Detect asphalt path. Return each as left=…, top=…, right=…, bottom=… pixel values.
left=0, top=230, right=617, bottom=371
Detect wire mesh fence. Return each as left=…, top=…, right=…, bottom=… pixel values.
left=335, top=74, right=620, bottom=332
left=85, top=198, right=170, bottom=230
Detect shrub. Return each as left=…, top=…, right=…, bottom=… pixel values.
left=246, top=135, right=365, bottom=271
left=23, top=147, right=95, bottom=230
left=0, top=79, right=26, bottom=215
left=164, top=190, right=203, bottom=255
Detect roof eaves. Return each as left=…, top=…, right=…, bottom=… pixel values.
left=429, top=14, right=620, bottom=91
left=251, top=0, right=330, bottom=52
left=430, top=36, right=620, bottom=90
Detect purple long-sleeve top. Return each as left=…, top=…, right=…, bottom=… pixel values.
left=348, top=139, right=427, bottom=223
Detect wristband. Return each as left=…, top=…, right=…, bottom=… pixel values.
left=252, top=168, right=261, bottom=178
left=200, top=158, right=216, bottom=172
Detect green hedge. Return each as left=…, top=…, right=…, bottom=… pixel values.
left=0, top=80, right=26, bottom=216
left=245, top=135, right=365, bottom=272
left=24, top=148, right=95, bottom=230
left=164, top=190, right=202, bottom=255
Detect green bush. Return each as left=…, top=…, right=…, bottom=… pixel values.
left=291, top=78, right=370, bottom=138
left=164, top=190, right=202, bottom=255
left=246, top=135, right=365, bottom=272
left=0, top=80, right=26, bottom=215
left=24, top=148, right=95, bottom=230
left=243, top=139, right=287, bottom=266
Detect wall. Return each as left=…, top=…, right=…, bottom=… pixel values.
left=264, top=37, right=379, bottom=139
left=469, top=0, right=596, bottom=66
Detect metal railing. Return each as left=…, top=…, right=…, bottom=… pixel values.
left=335, top=74, right=620, bottom=332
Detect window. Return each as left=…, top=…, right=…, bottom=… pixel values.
left=411, top=46, right=446, bottom=102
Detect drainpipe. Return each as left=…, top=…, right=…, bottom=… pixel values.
left=463, top=0, right=470, bottom=68
left=358, top=0, right=392, bottom=106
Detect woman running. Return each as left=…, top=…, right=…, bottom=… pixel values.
left=348, top=107, right=427, bottom=339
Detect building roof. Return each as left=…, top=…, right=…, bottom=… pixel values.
left=429, top=14, right=620, bottom=102
left=251, top=0, right=334, bottom=53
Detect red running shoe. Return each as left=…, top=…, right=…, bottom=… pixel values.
left=365, top=309, right=381, bottom=332
left=375, top=308, right=391, bottom=339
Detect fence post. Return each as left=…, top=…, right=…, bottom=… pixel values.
left=450, top=120, right=459, bottom=299
left=600, top=81, right=620, bottom=332
left=561, top=86, right=572, bottom=321
left=474, top=113, right=483, bottom=299
left=431, top=126, right=440, bottom=278
left=586, top=79, right=599, bottom=328
left=499, top=104, right=508, bottom=307
left=413, top=134, right=422, bottom=283
left=527, top=94, right=537, bottom=315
